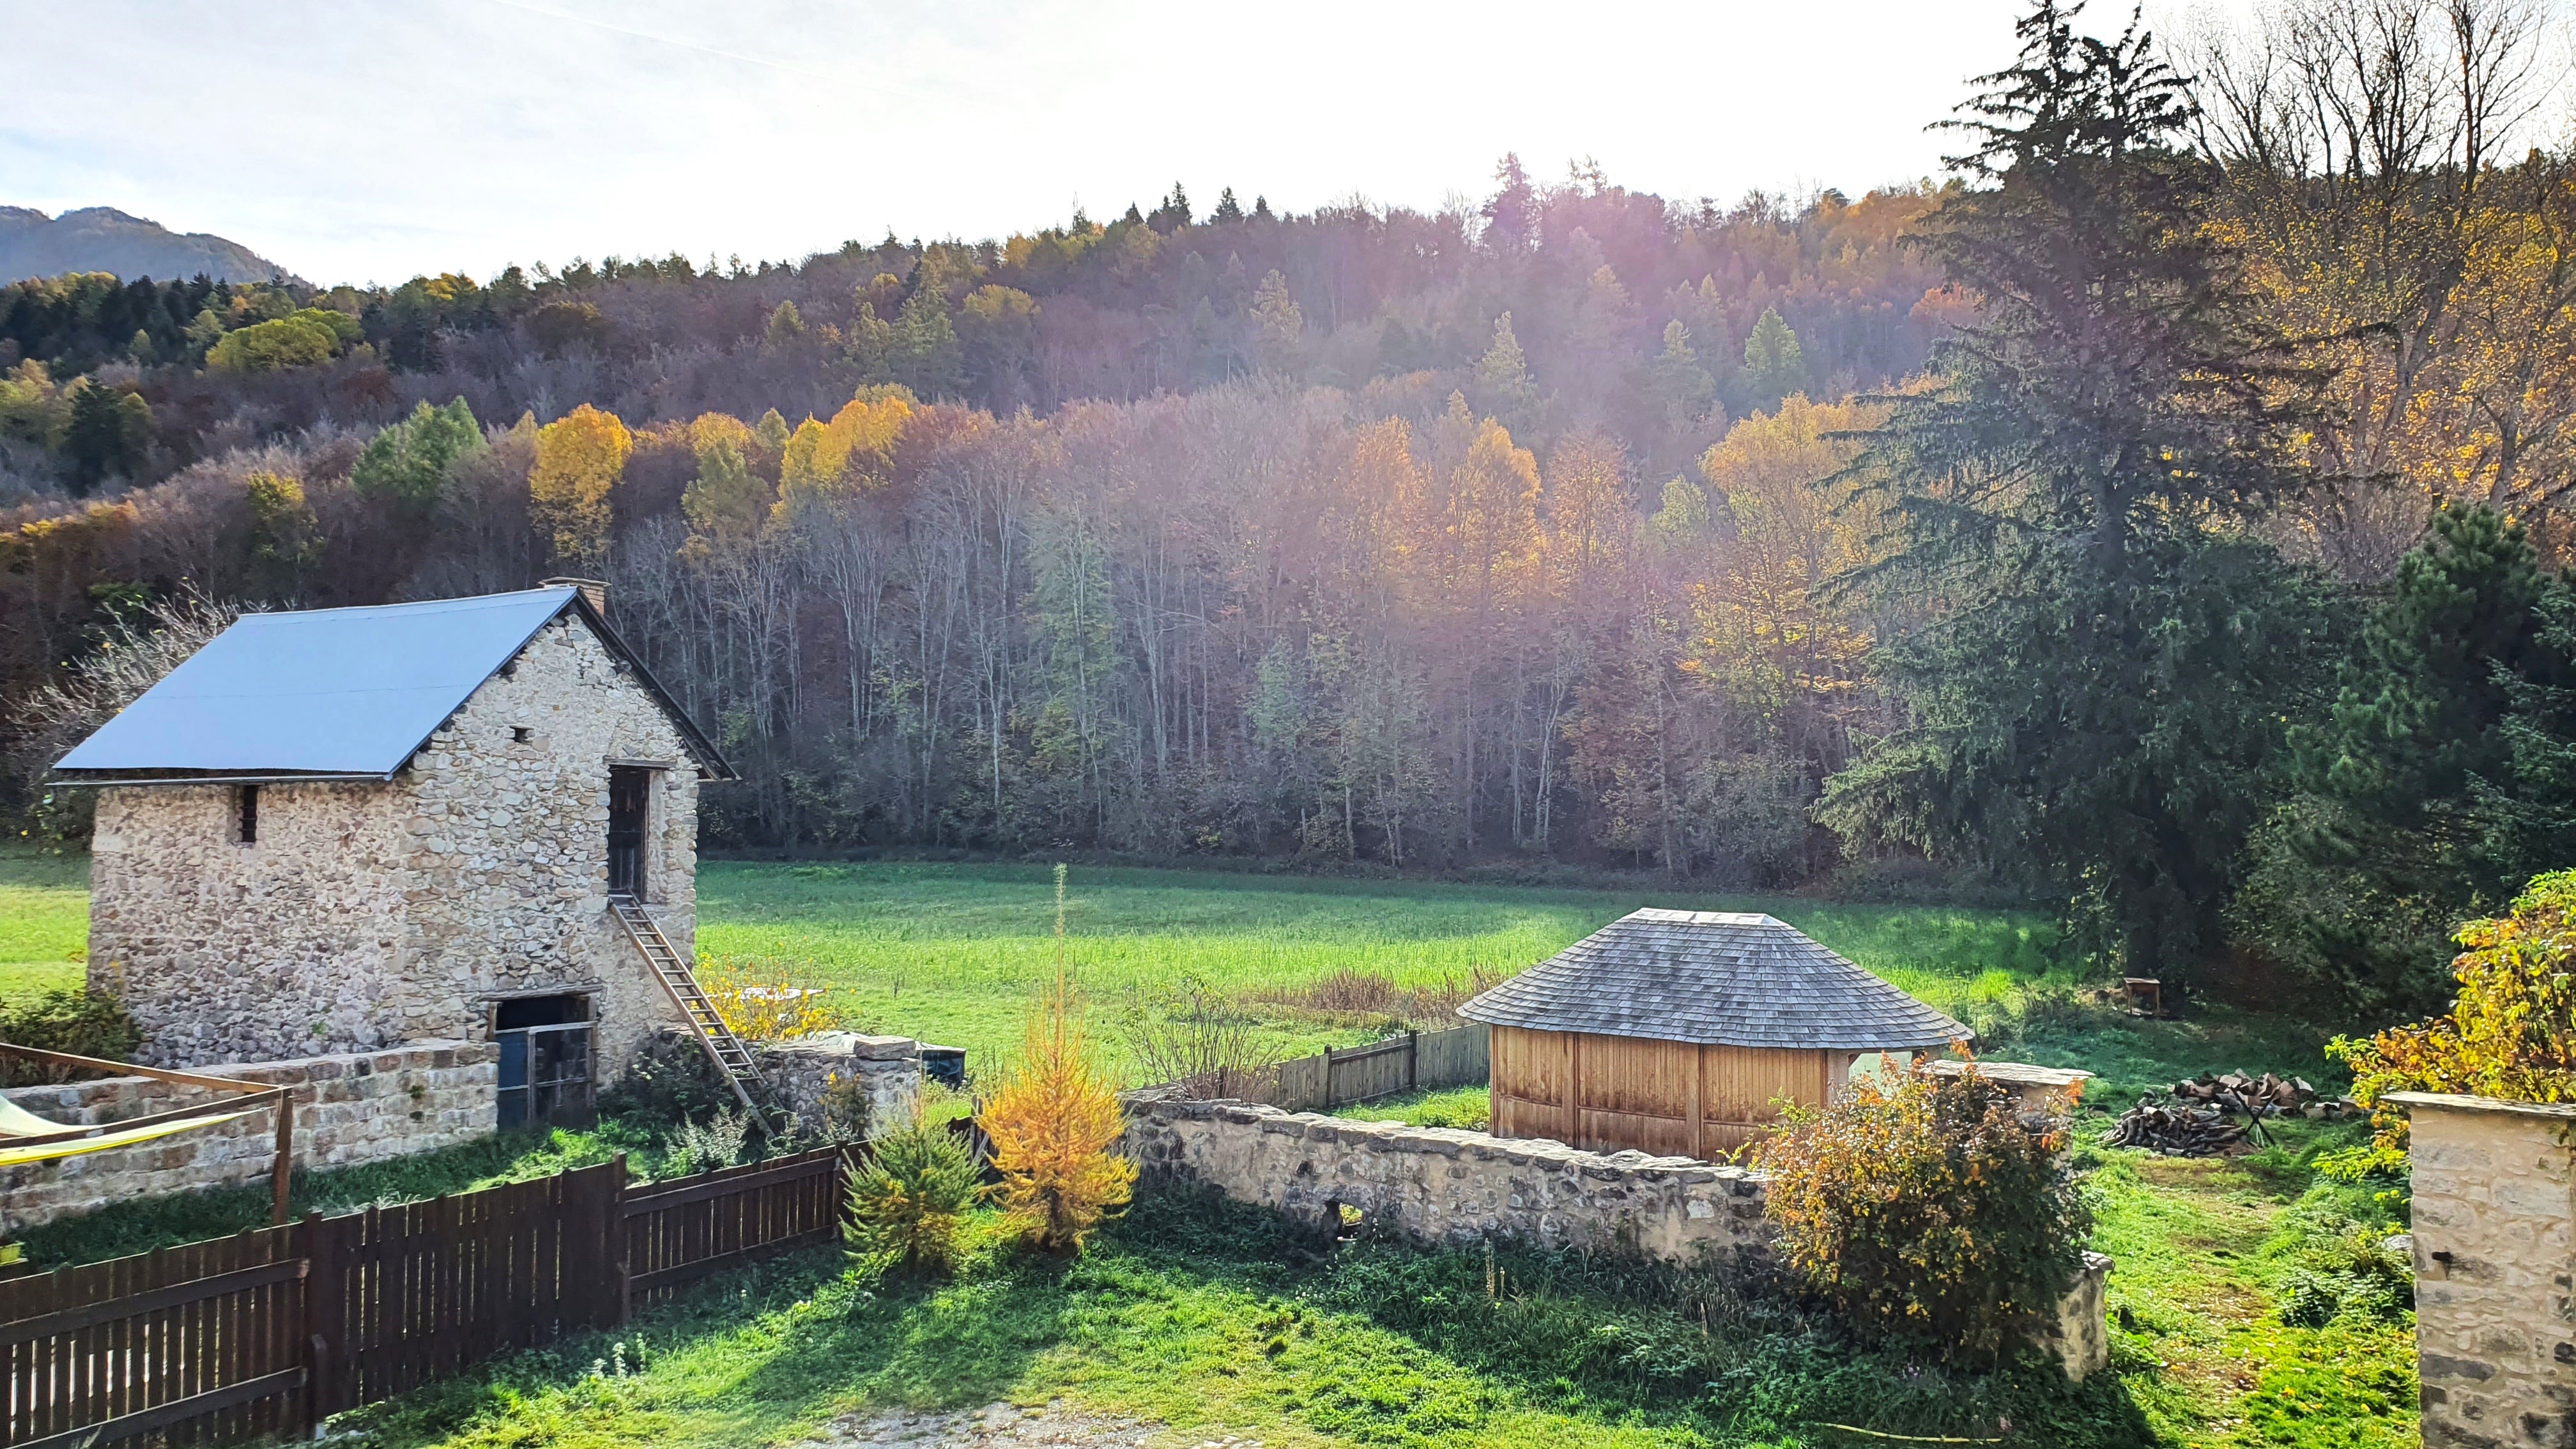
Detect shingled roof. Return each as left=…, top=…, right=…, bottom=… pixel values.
left=1457, top=908, right=1970, bottom=1050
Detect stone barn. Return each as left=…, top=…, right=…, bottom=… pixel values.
left=51, top=581, right=736, bottom=1126
left=1459, top=909, right=1970, bottom=1156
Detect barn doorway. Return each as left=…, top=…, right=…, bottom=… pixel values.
left=607, top=765, right=650, bottom=897
left=494, top=992, right=595, bottom=1129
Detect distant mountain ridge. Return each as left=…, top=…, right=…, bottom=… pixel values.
left=0, top=206, right=300, bottom=286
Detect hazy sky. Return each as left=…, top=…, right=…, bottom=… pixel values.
left=3, top=0, right=2237, bottom=287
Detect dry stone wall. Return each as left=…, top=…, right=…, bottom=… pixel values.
left=2392, top=1091, right=2576, bottom=1448
left=88, top=611, right=697, bottom=1074
left=0, top=1041, right=496, bottom=1234
left=89, top=781, right=415, bottom=1065
left=1121, top=1098, right=1771, bottom=1262
left=756, top=1032, right=923, bottom=1139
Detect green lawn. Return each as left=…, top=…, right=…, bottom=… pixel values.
left=695, top=860, right=2077, bottom=1080
left=0, top=848, right=86, bottom=1000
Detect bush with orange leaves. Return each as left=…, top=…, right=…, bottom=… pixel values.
left=977, top=866, right=1137, bottom=1254
left=1754, top=1054, right=2089, bottom=1365
left=2326, top=870, right=2576, bottom=1179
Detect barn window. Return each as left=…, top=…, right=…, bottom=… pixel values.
left=512, top=726, right=533, bottom=743
left=236, top=784, right=259, bottom=844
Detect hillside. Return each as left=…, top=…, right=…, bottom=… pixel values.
left=0, top=206, right=295, bottom=285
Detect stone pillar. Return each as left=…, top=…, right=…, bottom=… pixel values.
left=2041, top=1252, right=2113, bottom=1380
left=2387, top=1090, right=2576, bottom=1448
left=755, top=1032, right=922, bottom=1139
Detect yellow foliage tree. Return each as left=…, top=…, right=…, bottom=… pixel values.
left=977, top=864, right=1136, bottom=1254
left=680, top=411, right=772, bottom=549
left=528, top=404, right=631, bottom=571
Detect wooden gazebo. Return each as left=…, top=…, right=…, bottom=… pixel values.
left=1459, top=909, right=1970, bottom=1157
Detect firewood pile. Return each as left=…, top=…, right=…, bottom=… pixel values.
left=2104, top=1072, right=2361, bottom=1156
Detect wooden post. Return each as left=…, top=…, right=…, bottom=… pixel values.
left=1688, top=1043, right=1706, bottom=1161
left=271, top=1089, right=295, bottom=1227
left=300, top=1209, right=331, bottom=1431
left=1564, top=1032, right=1583, bottom=1149
left=607, top=1152, right=631, bottom=1331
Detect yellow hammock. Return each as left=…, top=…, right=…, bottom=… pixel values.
left=0, top=1092, right=252, bottom=1169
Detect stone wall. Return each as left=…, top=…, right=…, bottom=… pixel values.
left=0, top=1041, right=496, bottom=1235
left=88, top=609, right=700, bottom=1073
left=1123, top=1097, right=2112, bottom=1379
left=90, top=781, right=415, bottom=1065
left=1122, top=1097, right=1771, bottom=1262
left=757, top=1032, right=923, bottom=1139
left=2389, top=1090, right=2576, bottom=1448
left=399, top=613, right=698, bottom=1075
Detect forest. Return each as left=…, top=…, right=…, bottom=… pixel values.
left=4, top=0, right=2574, bottom=1013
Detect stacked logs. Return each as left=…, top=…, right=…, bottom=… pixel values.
left=2104, top=1072, right=2361, bottom=1156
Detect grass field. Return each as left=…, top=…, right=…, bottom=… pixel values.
left=0, top=848, right=86, bottom=1000
left=694, top=860, right=2078, bottom=1078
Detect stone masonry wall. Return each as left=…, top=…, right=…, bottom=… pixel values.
left=0, top=1041, right=496, bottom=1235
left=2391, top=1091, right=2576, bottom=1448
left=90, top=781, right=417, bottom=1064
left=397, top=614, right=696, bottom=1075
left=757, top=1032, right=924, bottom=1139
left=1122, top=1098, right=1772, bottom=1262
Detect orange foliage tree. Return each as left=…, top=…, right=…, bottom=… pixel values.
left=2329, top=870, right=2576, bottom=1175
left=977, top=865, right=1137, bottom=1253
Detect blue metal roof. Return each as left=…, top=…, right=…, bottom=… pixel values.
left=56, top=586, right=612, bottom=778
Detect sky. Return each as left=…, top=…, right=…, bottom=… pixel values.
left=0, top=0, right=2253, bottom=288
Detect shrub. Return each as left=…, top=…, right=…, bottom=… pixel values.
left=696, top=954, right=835, bottom=1043
left=978, top=866, right=1137, bottom=1254
left=844, top=1119, right=981, bottom=1275
left=1754, top=1055, right=2090, bottom=1365
left=2328, top=869, right=2576, bottom=1176
left=1122, top=973, right=1280, bottom=1098
left=0, top=990, right=142, bottom=1085
left=597, top=1029, right=731, bottom=1126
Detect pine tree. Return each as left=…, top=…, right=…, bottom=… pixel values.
left=2235, top=505, right=2570, bottom=1008
left=1482, top=153, right=1538, bottom=254
left=1650, top=319, right=1717, bottom=424
left=1741, top=307, right=1805, bottom=408
left=1819, top=0, right=2337, bottom=983
left=1473, top=312, right=1536, bottom=418
left=1250, top=269, right=1303, bottom=372
left=1210, top=187, right=1245, bottom=224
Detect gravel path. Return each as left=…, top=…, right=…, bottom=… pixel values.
left=806, top=1398, right=1267, bottom=1448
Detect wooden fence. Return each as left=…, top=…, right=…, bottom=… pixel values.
left=1, top=1144, right=854, bottom=1448
left=1253, top=1024, right=1489, bottom=1113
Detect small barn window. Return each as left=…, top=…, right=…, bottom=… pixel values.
left=235, top=784, right=259, bottom=844
left=512, top=726, right=533, bottom=743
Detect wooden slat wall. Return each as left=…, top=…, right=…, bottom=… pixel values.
left=1489, top=1027, right=1848, bottom=1160
left=0, top=1223, right=308, bottom=1448
left=1, top=1146, right=858, bottom=1448
left=622, top=1146, right=845, bottom=1306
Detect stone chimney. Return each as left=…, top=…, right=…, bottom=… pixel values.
left=540, top=577, right=608, bottom=618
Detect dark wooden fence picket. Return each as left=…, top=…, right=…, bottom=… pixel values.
left=1, top=1143, right=859, bottom=1447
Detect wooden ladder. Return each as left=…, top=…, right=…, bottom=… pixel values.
left=610, top=894, right=777, bottom=1134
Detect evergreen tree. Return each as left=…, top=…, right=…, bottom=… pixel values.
left=1210, top=187, right=1245, bottom=224
left=1741, top=307, right=1806, bottom=408
left=1482, top=153, right=1538, bottom=254
left=353, top=397, right=482, bottom=509
left=1820, top=0, right=2336, bottom=982
left=1473, top=312, right=1536, bottom=418
left=1650, top=319, right=1717, bottom=423
left=1250, top=195, right=1275, bottom=223
left=61, top=381, right=150, bottom=494
left=2235, top=505, right=2568, bottom=1008
left=893, top=286, right=964, bottom=398
left=1250, top=270, right=1303, bottom=373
